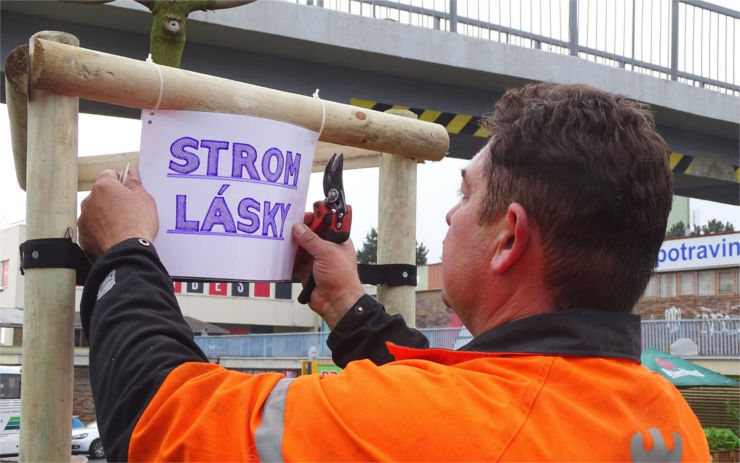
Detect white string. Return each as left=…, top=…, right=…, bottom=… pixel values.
left=312, top=88, right=326, bottom=139
left=146, top=53, right=164, bottom=112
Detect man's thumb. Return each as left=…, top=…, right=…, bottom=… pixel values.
left=124, top=168, right=144, bottom=188
left=292, top=223, right=323, bottom=256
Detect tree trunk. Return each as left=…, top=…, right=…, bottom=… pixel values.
left=146, top=0, right=255, bottom=67
left=148, top=0, right=193, bottom=67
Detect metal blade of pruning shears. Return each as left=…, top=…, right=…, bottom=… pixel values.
left=323, top=153, right=347, bottom=218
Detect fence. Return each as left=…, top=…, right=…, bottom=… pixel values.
left=288, top=0, right=739, bottom=95
left=194, top=318, right=740, bottom=359
left=642, top=317, right=740, bottom=356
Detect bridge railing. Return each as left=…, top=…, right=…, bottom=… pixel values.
left=290, top=0, right=739, bottom=95
left=194, top=318, right=740, bottom=358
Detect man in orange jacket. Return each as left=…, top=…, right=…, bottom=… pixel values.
left=78, top=82, right=710, bottom=461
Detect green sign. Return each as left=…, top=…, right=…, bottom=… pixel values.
left=316, top=364, right=342, bottom=377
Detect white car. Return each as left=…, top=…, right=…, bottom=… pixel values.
left=71, top=421, right=105, bottom=460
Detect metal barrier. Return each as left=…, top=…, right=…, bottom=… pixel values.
left=195, top=332, right=333, bottom=358
left=194, top=318, right=740, bottom=358
left=290, top=0, right=739, bottom=95
left=642, top=317, right=740, bottom=356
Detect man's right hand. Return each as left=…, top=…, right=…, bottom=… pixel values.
left=78, top=169, right=159, bottom=261
left=292, top=219, right=364, bottom=329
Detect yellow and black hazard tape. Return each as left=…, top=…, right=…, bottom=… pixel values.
left=353, top=98, right=740, bottom=181
left=351, top=98, right=489, bottom=138
left=670, top=152, right=740, bottom=182
left=670, top=152, right=694, bottom=174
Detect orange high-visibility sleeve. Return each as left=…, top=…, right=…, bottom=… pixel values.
left=128, top=362, right=282, bottom=462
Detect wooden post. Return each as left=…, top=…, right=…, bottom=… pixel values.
left=5, top=72, right=28, bottom=190
left=20, top=31, right=80, bottom=463
left=377, top=109, right=417, bottom=326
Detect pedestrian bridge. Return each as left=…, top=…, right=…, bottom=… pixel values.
left=1, top=0, right=738, bottom=203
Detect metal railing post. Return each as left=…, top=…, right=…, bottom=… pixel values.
left=449, top=0, right=457, bottom=33
left=569, top=0, right=578, bottom=56
left=671, top=0, right=680, bottom=80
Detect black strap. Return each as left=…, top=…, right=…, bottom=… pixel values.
left=358, top=263, right=417, bottom=286
left=19, top=238, right=92, bottom=286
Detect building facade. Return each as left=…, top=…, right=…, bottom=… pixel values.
left=635, top=232, right=740, bottom=320
left=415, top=232, right=740, bottom=325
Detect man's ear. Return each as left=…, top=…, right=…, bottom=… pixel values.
left=490, top=203, right=530, bottom=274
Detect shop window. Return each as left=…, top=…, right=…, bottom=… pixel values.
left=643, top=275, right=657, bottom=298
left=697, top=271, right=715, bottom=296
left=679, top=272, right=694, bottom=296
left=718, top=270, right=734, bottom=294
left=659, top=273, right=676, bottom=298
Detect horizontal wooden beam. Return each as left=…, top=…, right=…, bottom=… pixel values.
left=5, top=38, right=446, bottom=191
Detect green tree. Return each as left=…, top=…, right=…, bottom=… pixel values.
left=356, top=227, right=429, bottom=265
left=701, top=219, right=735, bottom=235
left=667, top=219, right=735, bottom=237
left=666, top=221, right=687, bottom=238
left=356, top=228, right=378, bottom=265
left=415, top=242, right=429, bottom=265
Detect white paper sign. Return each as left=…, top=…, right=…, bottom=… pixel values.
left=139, top=110, right=317, bottom=281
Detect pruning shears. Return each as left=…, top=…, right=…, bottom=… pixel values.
left=297, top=153, right=353, bottom=304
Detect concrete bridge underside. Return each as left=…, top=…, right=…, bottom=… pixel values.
left=2, top=0, right=738, bottom=204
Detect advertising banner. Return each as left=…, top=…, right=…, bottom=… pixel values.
left=656, top=233, right=740, bottom=272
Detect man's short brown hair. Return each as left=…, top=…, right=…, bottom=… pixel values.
left=481, top=82, right=672, bottom=312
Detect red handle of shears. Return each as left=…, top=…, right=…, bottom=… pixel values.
left=308, top=202, right=352, bottom=242
left=297, top=203, right=352, bottom=304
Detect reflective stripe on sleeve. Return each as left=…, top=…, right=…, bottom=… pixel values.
left=255, top=377, right=294, bottom=462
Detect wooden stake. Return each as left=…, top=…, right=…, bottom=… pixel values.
left=20, top=31, right=80, bottom=463
left=7, top=38, right=448, bottom=161
left=377, top=109, right=417, bottom=326
left=5, top=72, right=28, bottom=190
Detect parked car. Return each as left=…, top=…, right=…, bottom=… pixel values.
left=71, top=421, right=105, bottom=459
left=72, top=416, right=85, bottom=429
